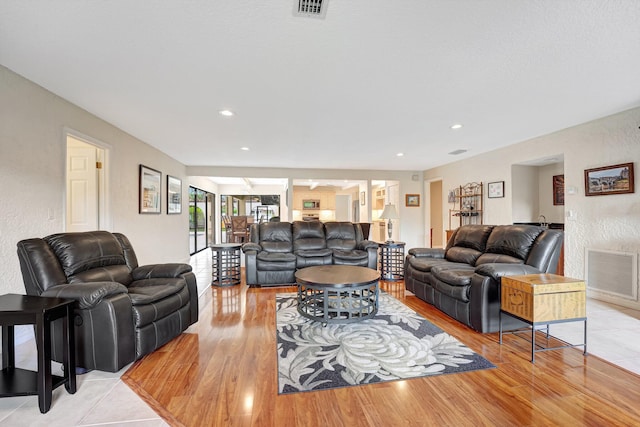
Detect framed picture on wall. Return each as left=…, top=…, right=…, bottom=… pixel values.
left=167, top=175, right=182, bottom=214
left=553, top=175, right=565, bottom=205
left=487, top=181, right=504, bottom=198
left=139, top=165, right=161, bottom=214
left=584, top=162, right=634, bottom=196
left=405, top=194, right=420, bottom=207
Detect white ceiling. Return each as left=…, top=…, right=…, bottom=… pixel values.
left=2, top=1, right=639, bottom=171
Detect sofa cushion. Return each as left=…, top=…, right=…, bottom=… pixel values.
left=325, top=222, right=358, bottom=250
left=129, top=281, right=190, bottom=326
left=332, top=249, right=368, bottom=261
left=432, top=272, right=474, bottom=302
left=256, top=252, right=296, bottom=270
left=407, top=257, right=465, bottom=273
left=475, top=253, right=524, bottom=266
left=45, top=231, right=126, bottom=277
left=69, top=265, right=133, bottom=286
left=431, top=267, right=475, bottom=287
left=485, top=225, right=543, bottom=260
left=293, top=221, right=327, bottom=251
left=445, top=247, right=482, bottom=265
left=452, top=225, right=494, bottom=251
left=295, top=248, right=333, bottom=258
left=258, top=223, right=293, bottom=253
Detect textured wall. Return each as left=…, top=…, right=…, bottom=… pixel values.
left=0, top=66, right=190, bottom=295
left=424, top=107, right=640, bottom=308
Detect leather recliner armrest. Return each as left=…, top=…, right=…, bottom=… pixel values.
left=132, top=263, right=192, bottom=280
left=41, top=282, right=128, bottom=310
left=474, top=263, right=541, bottom=281
left=408, top=248, right=445, bottom=258
left=242, top=242, right=262, bottom=252
left=357, top=240, right=379, bottom=251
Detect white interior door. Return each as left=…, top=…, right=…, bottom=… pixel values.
left=66, top=137, right=99, bottom=231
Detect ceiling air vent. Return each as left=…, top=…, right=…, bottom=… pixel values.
left=294, top=0, right=328, bottom=19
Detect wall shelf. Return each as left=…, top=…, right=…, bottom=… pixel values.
left=449, top=182, right=483, bottom=230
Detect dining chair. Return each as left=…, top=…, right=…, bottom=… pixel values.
left=222, top=215, right=232, bottom=243
left=230, top=216, right=249, bottom=243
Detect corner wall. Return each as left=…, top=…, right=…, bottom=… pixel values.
left=0, top=65, right=190, bottom=294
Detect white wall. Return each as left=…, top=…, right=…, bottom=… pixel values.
left=1, top=65, right=191, bottom=294
left=511, top=165, right=539, bottom=223
left=424, top=107, right=640, bottom=307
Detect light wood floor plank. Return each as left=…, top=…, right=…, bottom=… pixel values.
left=121, top=277, right=640, bottom=426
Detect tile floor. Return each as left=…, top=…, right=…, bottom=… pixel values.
left=1, top=249, right=639, bottom=425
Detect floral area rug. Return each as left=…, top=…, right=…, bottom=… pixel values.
left=276, top=292, right=495, bottom=394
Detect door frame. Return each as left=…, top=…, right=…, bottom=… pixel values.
left=64, top=127, right=112, bottom=231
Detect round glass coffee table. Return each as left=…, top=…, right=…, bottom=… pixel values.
left=295, top=265, right=380, bottom=324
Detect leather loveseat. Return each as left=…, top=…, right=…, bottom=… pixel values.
left=404, top=224, right=563, bottom=333
left=243, top=221, right=378, bottom=287
left=17, top=231, right=198, bottom=372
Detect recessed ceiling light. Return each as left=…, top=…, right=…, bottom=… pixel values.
left=240, top=147, right=250, bottom=151
left=396, top=152, right=404, bottom=157
left=450, top=123, right=463, bottom=130
left=219, top=110, right=234, bottom=117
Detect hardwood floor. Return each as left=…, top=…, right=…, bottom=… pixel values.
left=122, top=278, right=640, bottom=426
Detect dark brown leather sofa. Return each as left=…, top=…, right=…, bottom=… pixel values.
left=17, top=231, right=198, bottom=372
left=405, top=224, right=563, bottom=333
left=243, top=221, right=379, bottom=287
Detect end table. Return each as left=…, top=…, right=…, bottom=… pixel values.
left=0, top=294, right=76, bottom=413
left=378, top=241, right=405, bottom=281
left=211, top=243, right=242, bottom=286
left=499, top=274, right=587, bottom=363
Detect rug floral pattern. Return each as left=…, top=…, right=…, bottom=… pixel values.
left=276, top=292, right=495, bottom=393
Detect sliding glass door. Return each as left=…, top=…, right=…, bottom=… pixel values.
left=189, top=186, right=215, bottom=254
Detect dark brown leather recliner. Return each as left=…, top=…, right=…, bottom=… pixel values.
left=17, top=231, right=198, bottom=372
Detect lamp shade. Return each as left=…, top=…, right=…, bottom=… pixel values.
left=379, top=203, right=399, bottom=220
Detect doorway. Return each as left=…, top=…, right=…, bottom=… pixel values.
left=65, top=133, right=109, bottom=232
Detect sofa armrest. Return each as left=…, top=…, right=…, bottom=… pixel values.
left=41, top=282, right=128, bottom=310
left=357, top=240, right=379, bottom=251
left=132, top=263, right=192, bottom=280
left=474, top=263, right=542, bottom=281
left=242, top=242, right=262, bottom=253
left=408, top=248, right=445, bottom=259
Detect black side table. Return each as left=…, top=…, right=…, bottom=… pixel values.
left=0, top=294, right=76, bottom=413
left=211, top=243, right=242, bottom=286
left=379, top=241, right=406, bottom=281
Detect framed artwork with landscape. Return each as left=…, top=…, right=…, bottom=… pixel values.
left=405, top=194, right=420, bottom=207
left=584, top=162, right=634, bottom=196
left=139, top=164, right=161, bottom=214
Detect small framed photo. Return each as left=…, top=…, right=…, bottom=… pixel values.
left=584, top=162, right=634, bottom=196
left=488, top=181, right=504, bottom=198
left=405, top=194, right=420, bottom=207
left=139, top=165, right=161, bottom=214
left=360, top=191, right=365, bottom=205
left=167, top=175, right=182, bottom=214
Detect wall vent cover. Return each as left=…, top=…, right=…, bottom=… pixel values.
left=585, top=248, right=638, bottom=301
left=294, top=0, right=328, bottom=18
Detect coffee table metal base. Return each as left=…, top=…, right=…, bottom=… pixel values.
left=297, top=283, right=378, bottom=324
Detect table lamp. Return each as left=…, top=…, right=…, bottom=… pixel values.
left=379, top=203, right=399, bottom=242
